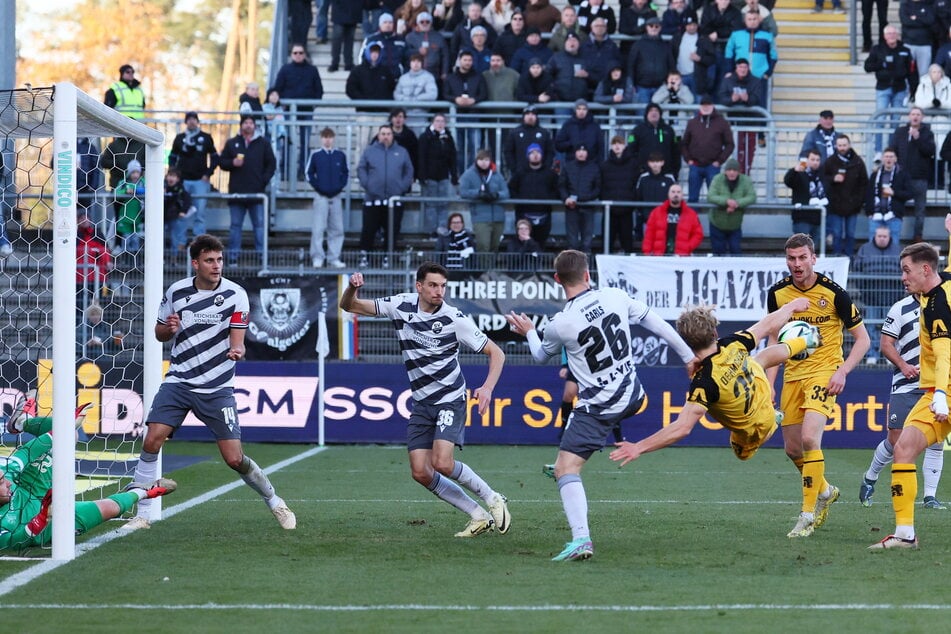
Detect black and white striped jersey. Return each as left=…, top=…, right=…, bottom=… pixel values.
left=880, top=294, right=920, bottom=394
left=158, top=277, right=250, bottom=393
left=538, top=287, right=649, bottom=417
left=375, top=293, right=489, bottom=405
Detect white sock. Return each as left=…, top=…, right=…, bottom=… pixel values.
left=237, top=456, right=277, bottom=502
left=131, top=450, right=159, bottom=518
left=895, top=524, right=915, bottom=540
left=450, top=461, right=495, bottom=504
left=865, top=438, right=894, bottom=483
left=428, top=473, right=483, bottom=518
left=923, top=442, right=945, bottom=499
left=557, top=474, right=589, bottom=540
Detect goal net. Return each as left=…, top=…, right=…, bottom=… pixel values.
left=0, top=83, right=164, bottom=561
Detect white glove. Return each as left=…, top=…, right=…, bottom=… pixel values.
left=871, top=212, right=883, bottom=222
left=883, top=211, right=895, bottom=221
left=808, top=197, right=821, bottom=207
left=459, top=246, right=474, bottom=259
left=932, top=389, right=949, bottom=418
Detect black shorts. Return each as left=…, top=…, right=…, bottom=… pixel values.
left=146, top=382, right=241, bottom=441
left=560, top=394, right=645, bottom=460
left=406, top=399, right=468, bottom=451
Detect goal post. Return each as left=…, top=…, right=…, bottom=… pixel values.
left=1, top=83, right=164, bottom=561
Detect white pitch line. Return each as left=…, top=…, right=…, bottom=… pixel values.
left=4, top=602, right=951, bottom=612
left=0, top=446, right=327, bottom=598
left=205, top=497, right=815, bottom=505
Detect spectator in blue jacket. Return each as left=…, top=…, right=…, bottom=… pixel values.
left=305, top=128, right=349, bottom=269
left=459, top=149, right=510, bottom=251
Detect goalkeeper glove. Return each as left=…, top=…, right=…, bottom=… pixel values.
left=932, top=389, right=949, bottom=418
left=26, top=490, right=53, bottom=537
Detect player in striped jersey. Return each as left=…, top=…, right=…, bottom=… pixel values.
left=126, top=235, right=296, bottom=531
left=871, top=242, right=951, bottom=549
left=859, top=293, right=946, bottom=509
left=766, top=233, right=870, bottom=538
left=506, top=250, right=695, bottom=561
left=339, top=262, right=512, bottom=538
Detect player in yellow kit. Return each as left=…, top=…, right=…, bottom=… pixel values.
left=870, top=242, right=951, bottom=550
left=610, top=297, right=819, bottom=466
left=766, top=233, right=870, bottom=538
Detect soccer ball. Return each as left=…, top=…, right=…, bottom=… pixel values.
left=778, top=320, right=817, bottom=361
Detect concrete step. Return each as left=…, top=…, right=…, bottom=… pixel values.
left=778, top=48, right=851, bottom=61
left=773, top=74, right=869, bottom=87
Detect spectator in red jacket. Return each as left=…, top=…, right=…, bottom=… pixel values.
left=76, top=214, right=112, bottom=301
left=643, top=183, right=703, bottom=255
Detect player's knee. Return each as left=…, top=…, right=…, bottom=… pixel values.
left=784, top=447, right=802, bottom=461
left=224, top=454, right=246, bottom=470
left=432, top=457, right=454, bottom=476
left=410, top=466, right=432, bottom=485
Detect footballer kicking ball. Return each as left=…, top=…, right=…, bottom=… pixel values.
left=778, top=320, right=818, bottom=361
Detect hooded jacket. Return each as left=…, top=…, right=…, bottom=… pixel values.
left=822, top=148, right=869, bottom=217
left=459, top=162, right=510, bottom=223
left=628, top=105, right=681, bottom=173
left=555, top=111, right=604, bottom=161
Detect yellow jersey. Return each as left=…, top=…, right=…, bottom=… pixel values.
left=918, top=276, right=951, bottom=392
left=767, top=274, right=863, bottom=381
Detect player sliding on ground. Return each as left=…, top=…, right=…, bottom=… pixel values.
left=609, top=298, right=819, bottom=467
left=1, top=393, right=176, bottom=552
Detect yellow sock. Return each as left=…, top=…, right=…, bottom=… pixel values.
left=793, top=457, right=804, bottom=474
left=801, top=449, right=824, bottom=514
left=892, top=463, right=918, bottom=528
left=784, top=337, right=808, bottom=359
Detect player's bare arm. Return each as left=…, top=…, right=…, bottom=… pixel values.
left=473, top=340, right=505, bottom=415
left=155, top=313, right=180, bottom=342
left=227, top=326, right=246, bottom=361
left=339, top=272, right=378, bottom=316
left=880, top=333, right=920, bottom=380
left=827, top=323, right=870, bottom=395
left=747, top=296, right=810, bottom=343
left=610, top=403, right=706, bottom=467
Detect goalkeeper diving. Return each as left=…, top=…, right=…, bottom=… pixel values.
left=611, top=297, right=820, bottom=466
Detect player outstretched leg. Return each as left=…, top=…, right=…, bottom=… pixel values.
left=860, top=437, right=894, bottom=507
left=921, top=442, right=946, bottom=509
left=448, top=459, right=510, bottom=535
left=233, top=453, right=296, bottom=530
left=552, top=468, right=593, bottom=561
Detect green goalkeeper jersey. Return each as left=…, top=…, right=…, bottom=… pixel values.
left=0, top=433, right=53, bottom=550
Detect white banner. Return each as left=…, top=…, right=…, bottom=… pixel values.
left=595, top=255, right=851, bottom=322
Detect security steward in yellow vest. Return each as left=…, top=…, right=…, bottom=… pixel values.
left=104, top=64, right=146, bottom=119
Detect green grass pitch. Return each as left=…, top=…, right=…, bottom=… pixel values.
left=2, top=443, right=951, bottom=633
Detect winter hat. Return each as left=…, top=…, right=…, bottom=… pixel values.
left=526, top=143, right=543, bottom=157
left=471, top=25, right=488, bottom=37
left=379, top=13, right=394, bottom=26
left=722, top=158, right=741, bottom=172
left=126, top=160, right=142, bottom=175
left=417, top=11, right=432, bottom=24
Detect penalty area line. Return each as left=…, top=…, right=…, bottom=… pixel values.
left=0, top=446, right=327, bottom=599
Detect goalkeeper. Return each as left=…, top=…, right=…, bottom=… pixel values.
left=611, top=297, right=818, bottom=466
left=1, top=394, right=176, bottom=551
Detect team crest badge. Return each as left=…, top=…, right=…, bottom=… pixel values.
left=261, top=288, right=301, bottom=329
left=214, top=294, right=225, bottom=306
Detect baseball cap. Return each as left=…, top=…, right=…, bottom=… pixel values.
left=820, top=109, right=835, bottom=118
left=522, top=104, right=537, bottom=114
left=646, top=17, right=662, bottom=26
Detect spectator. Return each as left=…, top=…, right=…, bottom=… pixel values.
left=405, top=11, right=450, bottom=83
left=580, top=17, right=622, bottom=88
left=79, top=303, right=115, bottom=359
left=261, top=89, right=289, bottom=178
left=468, top=26, right=494, bottom=74
left=914, top=63, right=951, bottom=108
left=627, top=102, right=680, bottom=175
left=113, top=160, right=145, bottom=255
left=432, top=0, right=464, bottom=32
left=814, top=0, right=844, bottom=13
left=493, top=9, right=528, bottom=64
left=707, top=158, right=757, bottom=255
left=822, top=134, right=869, bottom=256
left=499, top=218, right=542, bottom=257
left=682, top=96, right=735, bottom=202
left=673, top=14, right=715, bottom=99
left=450, top=3, right=498, bottom=62
left=417, top=113, right=459, bottom=235
left=362, top=13, right=409, bottom=78
left=643, top=184, right=703, bottom=255
left=799, top=109, right=840, bottom=166
left=865, top=26, right=915, bottom=153
left=717, top=58, right=765, bottom=174
left=504, top=106, right=554, bottom=177
left=865, top=147, right=912, bottom=242
left=558, top=144, right=602, bottom=253
left=162, top=167, right=193, bottom=253
left=316, top=0, right=331, bottom=44
left=600, top=135, right=639, bottom=253
left=508, top=142, right=559, bottom=244
left=395, top=0, right=429, bottom=35
left=783, top=149, right=827, bottom=245
left=852, top=226, right=904, bottom=323
left=389, top=107, right=420, bottom=181
left=288, top=0, right=313, bottom=50
left=619, top=0, right=658, bottom=41
left=435, top=212, right=478, bottom=269
left=305, top=127, right=348, bottom=269
left=901, top=0, right=937, bottom=77
left=652, top=70, right=696, bottom=111
left=218, top=115, right=277, bottom=263
left=346, top=42, right=399, bottom=110
left=661, top=0, right=692, bottom=37
left=169, top=111, right=218, bottom=247
left=594, top=63, right=634, bottom=105
left=634, top=152, right=678, bottom=242
left=743, top=0, right=779, bottom=38
left=76, top=137, right=102, bottom=221
left=724, top=12, right=778, bottom=80
left=459, top=149, right=510, bottom=250
left=484, top=0, right=515, bottom=35
left=577, top=0, right=617, bottom=35
left=329, top=0, right=363, bottom=72
left=627, top=17, right=674, bottom=103
left=556, top=99, right=603, bottom=162
left=516, top=57, right=556, bottom=104
left=936, top=25, right=951, bottom=75
left=357, top=124, right=414, bottom=267
left=100, top=137, right=146, bottom=234
left=394, top=53, right=439, bottom=128
left=272, top=43, right=324, bottom=177
left=76, top=214, right=111, bottom=302
left=890, top=106, right=935, bottom=242
left=444, top=50, right=489, bottom=169
left=237, top=82, right=263, bottom=127
left=510, top=27, right=553, bottom=76
left=547, top=33, right=590, bottom=104
left=483, top=52, right=521, bottom=102
left=699, top=0, right=744, bottom=97
left=104, top=64, right=145, bottom=119
left=524, top=0, right=561, bottom=34
left=862, top=0, right=889, bottom=52
left=549, top=5, right=582, bottom=53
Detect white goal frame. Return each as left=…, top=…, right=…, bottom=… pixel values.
left=2, top=83, right=164, bottom=560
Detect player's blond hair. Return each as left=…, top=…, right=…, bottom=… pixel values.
left=676, top=304, right=719, bottom=351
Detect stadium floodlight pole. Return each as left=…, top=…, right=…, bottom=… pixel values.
left=51, top=83, right=164, bottom=560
